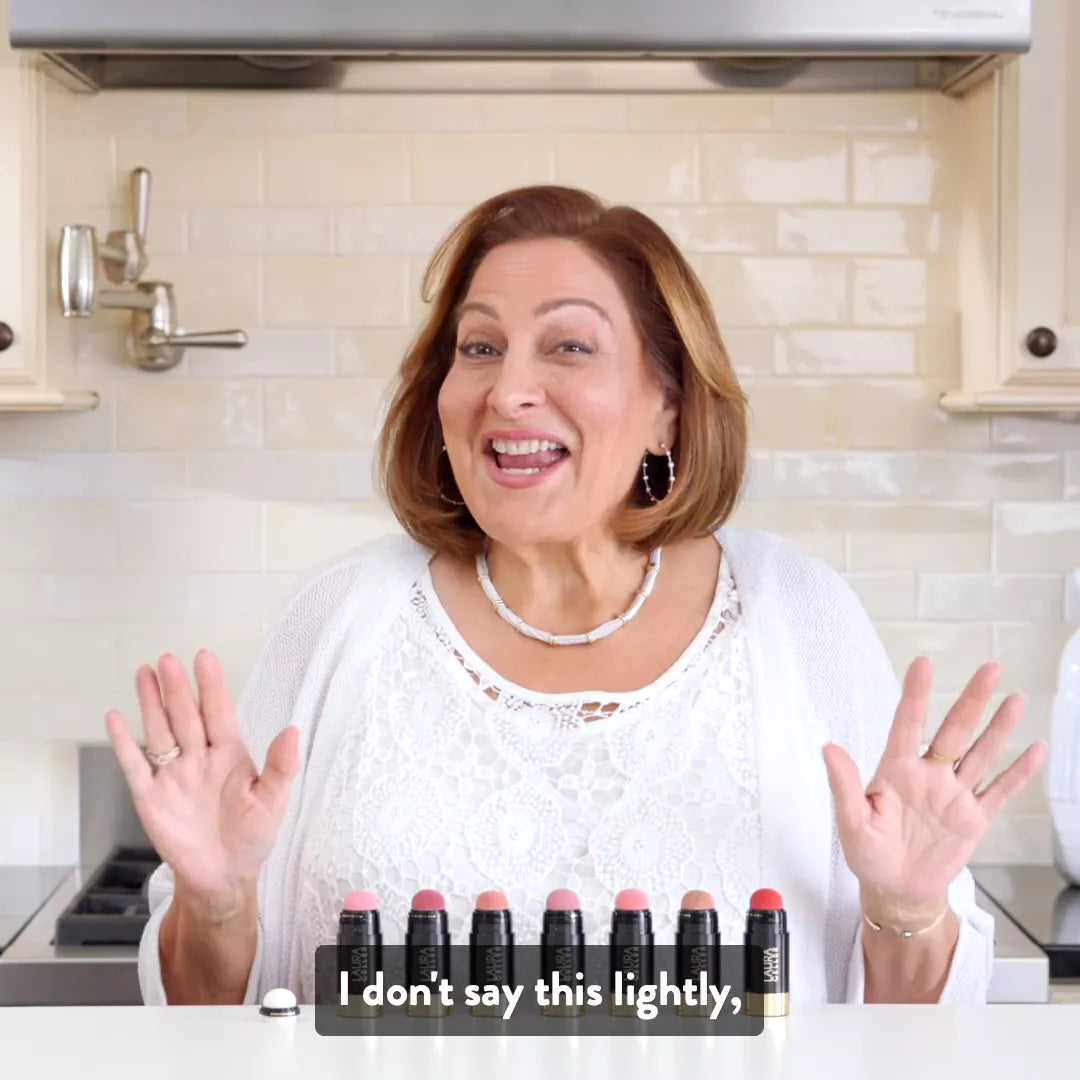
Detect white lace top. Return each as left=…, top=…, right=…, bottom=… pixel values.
left=293, top=554, right=756, bottom=1003
left=139, top=527, right=997, bottom=1006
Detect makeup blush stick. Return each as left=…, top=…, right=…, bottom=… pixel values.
left=609, top=889, right=654, bottom=1018
left=540, top=888, right=586, bottom=1017
left=405, top=888, right=451, bottom=1018
left=337, top=890, right=382, bottom=1018
left=469, top=890, right=515, bottom=1018
left=675, top=889, right=721, bottom=1017
left=745, top=888, right=790, bottom=1017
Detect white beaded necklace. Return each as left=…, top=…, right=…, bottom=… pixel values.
left=475, top=547, right=663, bottom=646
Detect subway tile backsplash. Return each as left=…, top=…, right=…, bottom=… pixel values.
left=701, top=133, right=847, bottom=204
left=0, top=86, right=1077, bottom=865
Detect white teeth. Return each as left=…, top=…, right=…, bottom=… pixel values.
left=490, top=437, right=565, bottom=456
left=501, top=466, right=543, bottom=475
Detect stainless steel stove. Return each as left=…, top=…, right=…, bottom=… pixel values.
left=0, top=866, right=70, bottom=955
left=52, top=846, right=160, bottom=947
left=0, top=856, right=156, bottom=1006
left=0, top=748, right=162, bottom=1005
left=972, top=865, right=1080, bottom=980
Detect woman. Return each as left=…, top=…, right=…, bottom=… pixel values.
left=107, top=185, right=1045, bottom=1008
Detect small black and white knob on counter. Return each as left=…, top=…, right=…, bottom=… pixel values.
left=259, top=988, right=300, bottom=1019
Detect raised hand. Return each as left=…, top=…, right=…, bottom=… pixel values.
left=105, top=650, right=300, bottom=901
left=823, top=657, right=1047, bottom=920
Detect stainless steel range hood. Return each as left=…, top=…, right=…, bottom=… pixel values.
left=9, top=0, right=1032, bottom=96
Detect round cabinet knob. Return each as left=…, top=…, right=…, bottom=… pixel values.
left=1025, top=326, right=1058, bottom=358
left=0, top=322, right=13, bottom=352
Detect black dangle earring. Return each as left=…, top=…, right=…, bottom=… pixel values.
left=641, top=442, right=676, bottom=503
left=438, top=444, right=466, bottom=507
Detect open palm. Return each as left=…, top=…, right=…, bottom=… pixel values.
left=105, top=650, right=300, bottom=899
left=824, top=657, right=1047, bottom=913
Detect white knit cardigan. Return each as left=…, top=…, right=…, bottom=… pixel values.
left=138, top=526, right=995, bottom=1005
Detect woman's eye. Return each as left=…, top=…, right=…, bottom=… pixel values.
left=457, top=340, right=499, bottom=358
left=556, top=339, right=593, bottom=355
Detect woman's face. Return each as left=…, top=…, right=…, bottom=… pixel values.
left=437, top=237, right=677, bottom=548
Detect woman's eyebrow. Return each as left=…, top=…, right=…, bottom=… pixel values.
left=456, top=300, right=498, bottom=320
left=535, top=297, right=612, bottom=325
left=455, top=298, right=612, bottom=325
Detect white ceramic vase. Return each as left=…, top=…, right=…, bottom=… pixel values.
left=1049, top=571, right=1080, bottom=886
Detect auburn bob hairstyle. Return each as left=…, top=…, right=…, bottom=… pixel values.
left=378, top=184, right=748, bottom=561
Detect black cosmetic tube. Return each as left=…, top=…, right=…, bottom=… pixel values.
left=469, top=908, right=514, bottom=1017
left=540, top=908, right=586, bottom=1017
left=337, top=908, right=382, bottom=1018
left=675, top=907, right=721, bottom=1017
left=609, top=909, right=654, bottom=1017
left=405, top=908, right=451, bottom=1017
left=745, top=906, right=789, bottom=1017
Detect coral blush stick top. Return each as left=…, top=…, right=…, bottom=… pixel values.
left=469, top=890, right=514, bottom=1016
left=745, top=887, right=789, bottom=1017
left=470, top=889, right=514, bottom=989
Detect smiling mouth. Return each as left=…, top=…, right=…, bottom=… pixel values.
left=485, top=437, right=569, bottom=475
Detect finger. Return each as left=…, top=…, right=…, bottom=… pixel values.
left=926, top=662, right=1002, bottom=764
left=105, top=709, right=154, bottom=800
left=135, top=664, right=177, bottom=756
left=977, top=741, right=1049, bottom=818
left=254, top=727, right=301, bottom=815
left=193, top=650, right=241, bottom=748
left=157, top=654, right=208, bottom=757
left=822, top=744, right=870, bottom=835
left=882, top=657, right=933, bottom=761
left=954, top=693, right=1026, bottom=789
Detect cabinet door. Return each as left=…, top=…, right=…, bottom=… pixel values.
left=944, top=0, right=1080, bottom=412
left=0, top=0, right=44, bottom=389
left=1008, top=0, right=1080, bottom=385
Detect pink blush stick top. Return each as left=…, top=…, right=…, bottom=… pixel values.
left=342, top=890, right=378, bottom=912
left=475, top=890, right=509, bottom=911
left=680, top=890, right=716, bottom=912
left=614, top=888, right=650, bottom=912
left=546, top=888, right=581, bottom=912
left=411, top=888, right=447, bottom=912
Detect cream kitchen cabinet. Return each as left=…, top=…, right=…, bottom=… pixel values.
left=944, top=0, right=1080, bottom=412
left=0, top=0, right=96, bottom=411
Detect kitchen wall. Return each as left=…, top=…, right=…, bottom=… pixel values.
left=1, top=81, right=1077, bottom=865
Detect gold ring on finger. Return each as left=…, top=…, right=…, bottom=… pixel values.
left=145, top=744, right=182, bottom=767
left=925, top=746, right=959, bottom=767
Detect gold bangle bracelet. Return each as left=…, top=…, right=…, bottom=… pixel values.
left=863, top=907, right=949, bottom=939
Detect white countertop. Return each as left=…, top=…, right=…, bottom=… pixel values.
left=2, top=1005, right=1077, bottom=1079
